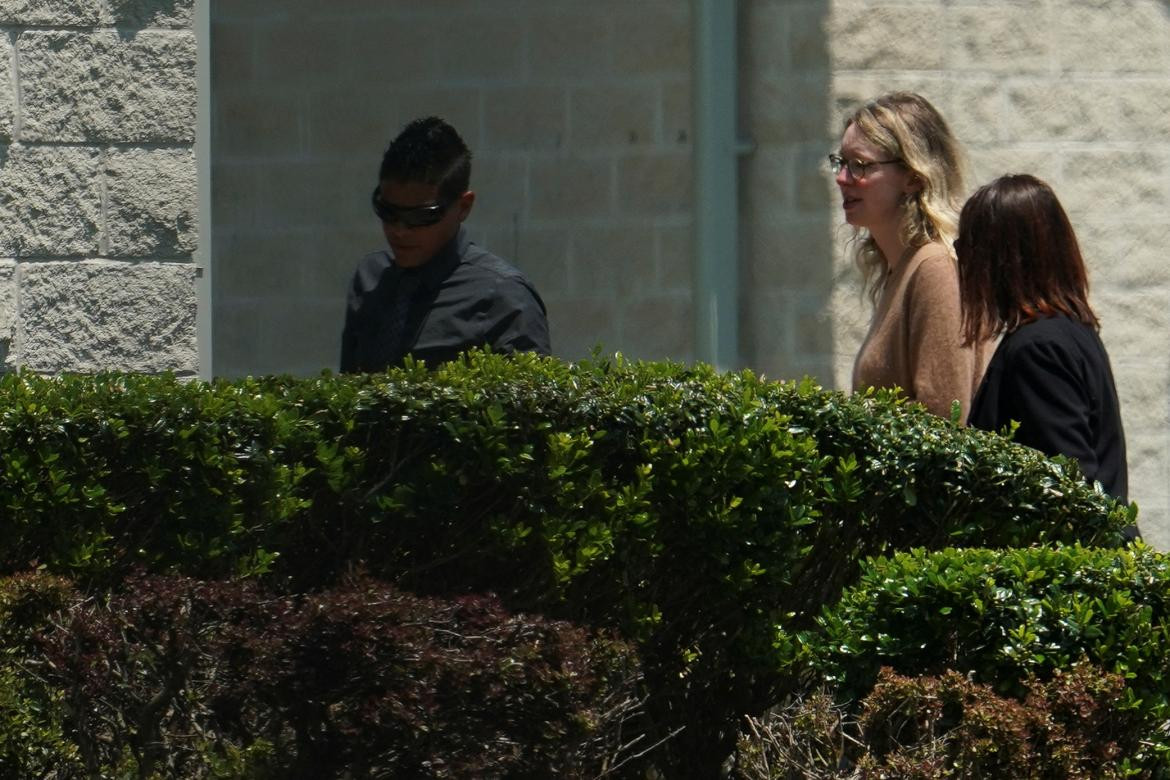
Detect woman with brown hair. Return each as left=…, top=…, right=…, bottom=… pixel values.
left=957, top=173, right=1129, bottom=506
left=834, top=92, right=990, bottom=422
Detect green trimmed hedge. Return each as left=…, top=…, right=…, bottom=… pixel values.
left=0, top=354, right=1130, bottom=586
left=813, top=545, right=1170, bottom=771
left=0, top=353, right=1134, bottom=771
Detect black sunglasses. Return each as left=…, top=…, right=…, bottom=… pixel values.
left=371, top=187, right=452, bottom=228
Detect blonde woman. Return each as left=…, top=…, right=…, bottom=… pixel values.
left=832, top=92, right=989, bottom=423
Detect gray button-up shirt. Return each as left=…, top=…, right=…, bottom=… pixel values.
left=341, top=227, right=550, bottom=372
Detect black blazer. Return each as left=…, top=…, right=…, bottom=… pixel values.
left=968, top=314, right=1128, bottom=502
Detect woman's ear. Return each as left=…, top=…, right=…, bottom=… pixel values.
left=904, top=174, right=924, bottom=195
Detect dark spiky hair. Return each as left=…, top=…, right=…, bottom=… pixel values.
left=378, top=116, right=472, bottom=201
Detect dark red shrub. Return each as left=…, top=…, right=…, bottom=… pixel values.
left=856, top=665, right=1146, bottom=778
left=37, top=573, right=649, bottom=778
left=733, top=664, right=1149, bottom=779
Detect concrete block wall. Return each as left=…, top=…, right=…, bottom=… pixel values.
left=739, top=1, right=835, bottom=383
left=741, top=0, right=1170, bottom=544
left=0, top=0, right=199, bottom=374
left=211, top=1, right=695, bottom=377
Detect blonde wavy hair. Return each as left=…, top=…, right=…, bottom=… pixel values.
left=844, top=92, right=967, bottom=301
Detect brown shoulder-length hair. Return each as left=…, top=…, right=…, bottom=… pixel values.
left=956, top=174, right=1098, bottom=346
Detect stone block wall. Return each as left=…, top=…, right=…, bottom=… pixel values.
left=739, top=0, right=835, bottom=383
left=741, top=0, right=1170, bottom=544
left=211, top=1, right=694, bottom=376
left=0, top=0, right=199, bottom=374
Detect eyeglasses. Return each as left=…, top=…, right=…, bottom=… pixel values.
left=371, top=187, right=453, bottom=228
left=828, top=154, right=902, bottom=180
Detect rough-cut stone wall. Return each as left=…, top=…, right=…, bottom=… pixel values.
left=211, top=1, right=694, bottom=377
left=0, top=0, right=198, bottom=374
left=742, top=0, right=1170, bottom=545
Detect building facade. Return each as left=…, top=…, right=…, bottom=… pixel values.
left=5, top=0, right=1168, bottom=544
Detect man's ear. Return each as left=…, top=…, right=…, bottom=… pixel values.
left=456, top=190, right=476, bottom=222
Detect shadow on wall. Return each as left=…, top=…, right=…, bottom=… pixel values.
left=108, top=0, right=186, bottom=31
left=738, top=2, right=835, bottom=385
left=209, top=3, right=839, bottom=378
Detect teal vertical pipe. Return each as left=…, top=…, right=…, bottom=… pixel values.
left=195, top=0, right=213, bottom=378
left=692, top=0, right=740, bottom=370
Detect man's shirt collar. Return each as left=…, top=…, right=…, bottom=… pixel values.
left=390, top=226, right=467, bottom=291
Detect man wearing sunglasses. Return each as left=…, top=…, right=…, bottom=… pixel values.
left=341, top=116, right=550, bottom=372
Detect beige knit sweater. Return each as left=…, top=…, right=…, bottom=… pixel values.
left=852, top=242, right=990, bottom=424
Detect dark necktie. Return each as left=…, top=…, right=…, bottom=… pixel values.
left=385, top=271, right=421, bottom=361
